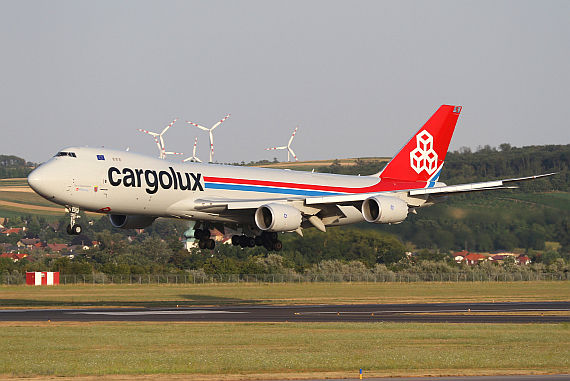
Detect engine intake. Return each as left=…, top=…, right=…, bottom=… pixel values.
left=255, top=203, right=302, bottom=232
left=109, top=214, right=157, bottom=229
left=362, top=195, right=409, bottom=224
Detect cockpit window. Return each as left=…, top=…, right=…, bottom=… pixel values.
left=55, top=151, right=77, bottom=158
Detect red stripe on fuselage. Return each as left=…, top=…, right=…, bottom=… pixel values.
left=203, top=176, right=428, bottom=194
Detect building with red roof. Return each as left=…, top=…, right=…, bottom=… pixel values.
left=464, top=253, right=487, bottom=265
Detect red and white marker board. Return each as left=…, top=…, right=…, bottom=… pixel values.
left=26, top=272, right=60, bottom=286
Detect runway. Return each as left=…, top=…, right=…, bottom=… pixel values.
left=0, top=301, right=568, bottom=323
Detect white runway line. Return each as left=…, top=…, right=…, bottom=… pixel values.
left=67, top=310, right=247, bottom=316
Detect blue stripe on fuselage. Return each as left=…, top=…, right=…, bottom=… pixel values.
left=204, top=182, right=344, bottom=197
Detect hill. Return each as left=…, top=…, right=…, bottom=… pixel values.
left=0, top=155, right=35, bottom=179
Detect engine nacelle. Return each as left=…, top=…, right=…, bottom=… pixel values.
left=255, top=203, right=302, bottom=232
left=109, top=214, right=157, bottom=229
left=361, top=195, right=409, bottom=224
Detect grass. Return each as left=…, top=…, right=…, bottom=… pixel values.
left=505, top=191, right=570, bottom=211
left=1, top=282, right=569, bottom=308
left=0, top=178, right=27, bottom=187
left=0, top=190, right=60, bottom=207
left=0, top=321, right=568, bottom=377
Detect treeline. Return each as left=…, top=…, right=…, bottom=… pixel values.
left=0, top=155, right=35, bottom=179
left=310, top=144, right=569, bottom=191
left=372, top=201, right=569, bottom=254
left=1, top=215, right=568, bottom=278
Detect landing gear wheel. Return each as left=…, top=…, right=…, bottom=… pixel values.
left=202, top=230, right=211, bottom=239
left=231, top=235, right=240, bottom=246
left=72, top=224, right=82, bottom=235
left=206, top=239, right=215, bottom=250
left=273, top=240, right=283, bottom=251
left=66, top=224, right=82, bottom=235
left=198, top=240, right=207, bottom=249
left=194, top=229, right=204, bottom=240
left=246, top=237, right=256, bottom=248
left=66, top=206, right=81, bottom=235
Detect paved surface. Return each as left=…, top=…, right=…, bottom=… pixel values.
left=0, top=301, right=568, bottom=323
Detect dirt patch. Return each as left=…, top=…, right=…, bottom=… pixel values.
left=0, top=186, right=34, bottom=193
left=0, top=199, right=64, bottom=212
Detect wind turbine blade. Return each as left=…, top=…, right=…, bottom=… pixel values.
left=288, top=147, right=298, bottom=161
left=161, top=118, right=178, bottom=135
left=159, top=136, right=165, bottom=152
left=288, top=126, right=298, bottom=146
left=153, top=137, right=163, bottom=158
left=195, top=157, right=202, bottom=163
left=265, top=146, right=287, bottom=151
left=211, top=114, right=230, bottom=131
left=138, top=129, right=159, bottom=137
left=209, top=131, right=214, bottom=162
left=186, top=121, right=209, bottom=131
left=193, top=137, right=198, bottom=156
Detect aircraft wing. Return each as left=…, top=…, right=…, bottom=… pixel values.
left=407, top=173, right=555, bottom=196
left=193, top=173, right=555, bottom=211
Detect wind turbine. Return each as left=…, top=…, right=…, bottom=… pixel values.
left=265, top=126, right=299, bottom=162
left=138, top=119, right=178, bottom=159
left=186, top=114, right=230, bottom=162
left=183, top=137, right=202, bottom=163
left=156, top=137, right=184, bottom=160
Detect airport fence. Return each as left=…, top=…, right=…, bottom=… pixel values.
left=1, top=271, right=569, bottom=285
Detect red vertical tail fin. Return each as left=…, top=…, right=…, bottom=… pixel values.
left=378, top=105, right=461, bottom=184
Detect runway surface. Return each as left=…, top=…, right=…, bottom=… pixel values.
left=0, top=301, right=568, bottom=323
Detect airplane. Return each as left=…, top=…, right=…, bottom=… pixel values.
left=27, top=105, right=553, bottom=250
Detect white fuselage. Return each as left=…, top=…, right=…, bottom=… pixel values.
left=28, top=147, right=385, bottom=226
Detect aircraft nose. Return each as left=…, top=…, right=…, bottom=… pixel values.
left=28, top=163, right=60, bottom=200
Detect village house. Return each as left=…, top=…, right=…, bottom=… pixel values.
left=516, top=255, right=531, bottom=265
left=1, top=227, right=26, bottom=236
left=453, top=250, right=469, bottom=263
left=0, top=252, right=28, bottom=262
left=464, top=253, right=488, bottom=265
left=46, top=243, right=68, bottom=253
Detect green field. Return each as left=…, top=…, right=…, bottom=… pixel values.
left=1, top=282, right=569, bottom=308
left=505, top=191, right=570, bottom=211
left=1, top=282, right=568, bottom=378
left=1, top=321, right=568, bottom=378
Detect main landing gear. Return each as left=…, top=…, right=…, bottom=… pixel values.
left=65, top=206, right=82, bottom=235
left=194, top=228, right=215, bottom=250
left=232, top=232, right=282, bottom=251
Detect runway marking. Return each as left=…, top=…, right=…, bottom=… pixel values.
left=68, top=310, right=248, bottom=316
left=298, top=308, right=570, bottom=315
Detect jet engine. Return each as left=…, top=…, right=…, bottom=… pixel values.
left=109, top=214, right=157, bottom=229
left=361, top=195, right=409, bottom=224
left=255, top=203, right=302, bottom=232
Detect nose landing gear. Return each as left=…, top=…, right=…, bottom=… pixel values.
left=65, top=206, right=82, bottom=235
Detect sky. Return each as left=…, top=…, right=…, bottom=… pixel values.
left=0, top=0, right=568, bottom=164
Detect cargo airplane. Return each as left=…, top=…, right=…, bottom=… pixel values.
left=27, top=105, right=552, bottom=251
